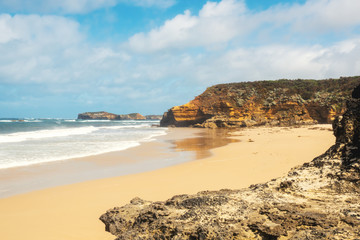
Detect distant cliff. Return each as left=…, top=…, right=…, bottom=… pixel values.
left=160, top=76, right=360, bottom=128
left=144, top=115, right=163, bottom=120
left=78, top=111, right=146, bottom=120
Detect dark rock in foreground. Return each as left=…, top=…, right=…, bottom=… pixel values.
left=160, top=77, right=360, bottom=128
left=100, top=87, right=360, bottom=239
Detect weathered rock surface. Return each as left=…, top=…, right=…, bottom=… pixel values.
left=100, top=86, right=360, bottom=240
left=161, top=77, right=360, bottom=128
left=77, top=111, right=146, bottom=120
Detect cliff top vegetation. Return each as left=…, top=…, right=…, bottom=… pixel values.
left=208, top=76, right=360, bottom=100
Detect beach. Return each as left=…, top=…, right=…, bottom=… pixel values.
left=0, top=125, right=334, bottom=240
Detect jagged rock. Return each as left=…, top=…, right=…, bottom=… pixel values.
left=100, top=85, right=360, bottom=240
left=77, top=111, right=146, bottom=120
left=161, top=77, right=360, bottom=128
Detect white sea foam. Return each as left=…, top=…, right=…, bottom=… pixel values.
left=0, top=121, right=167, bottom=169
left=0, top=141, right=141, bottom=169
left=0, top=119, right=167, bottom=169
left=77, top=119, right=112, bottom=122
left=0, top=126, right=98, bottom=143
left=100, top=124, right=153, bottom=130
left=23, top=120, right=43, bottom=122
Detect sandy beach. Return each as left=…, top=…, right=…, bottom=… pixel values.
left=0, top=125, right=334, bottom=240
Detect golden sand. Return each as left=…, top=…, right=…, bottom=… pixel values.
left=0, top=125, right=334, bottom=240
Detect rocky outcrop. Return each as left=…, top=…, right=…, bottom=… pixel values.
left=77, top=111, right=118, bottom=120
left=145, top=115, right=163, bottom=120
left=77, top=111, right=146, bottom=120
left=161, top=77, right=360, bottom=128
left=119, top=113, right=146, bottom=120
left=100, top=86, right=360, bottom=240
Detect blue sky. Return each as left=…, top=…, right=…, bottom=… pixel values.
left=0, top=0, right=359, bottom=118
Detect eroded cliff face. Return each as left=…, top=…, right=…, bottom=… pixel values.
left=77, top=111, right=146, bottom=120
left=161, top=77, right=360, bottom=128
left=100, top=86, right=360, bottom=240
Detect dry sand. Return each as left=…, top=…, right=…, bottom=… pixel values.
left=0, top=125, right=334, bottom=240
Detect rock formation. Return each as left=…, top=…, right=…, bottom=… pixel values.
left=145, top=115, right=163, bottom=120
left=119, top=113, right=146, bottom=120
left=77, top=111, right=146, bottom=120
left=161, top=77, right=360, bottom=128
left=100, top=85, right=360, bottom=240
left=78, top=111, right=118, bottom=120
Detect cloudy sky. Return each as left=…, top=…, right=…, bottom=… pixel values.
left=1, top=0, right=359, bottom=118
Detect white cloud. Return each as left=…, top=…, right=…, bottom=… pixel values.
left=0, top=14, right=85, bottom=83
left=190, top=38, right=360, bottom=83
left=128, top=0, right=360, bottom=53
left=128, top=0, right=247, bottom=52
left=0, top=14, right=130, bottom=85
left=128, top=10, right=198, bottom=52
left=258, top=0, right=360, bottom=34
left=0, top=14, right=83, bottom=45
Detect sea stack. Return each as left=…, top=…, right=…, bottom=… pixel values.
left=100, top=86, right=360, bottom=239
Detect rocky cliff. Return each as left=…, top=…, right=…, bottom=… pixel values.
left=77, top=111, right=146, bottom=120
left=100, top=86, right=360, bottom=240
left=161, top=76, right=360, bottom=128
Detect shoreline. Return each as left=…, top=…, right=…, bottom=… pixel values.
left=0, top=125, right=335, bottom=240
left=0, top=127, right=236, bottom=198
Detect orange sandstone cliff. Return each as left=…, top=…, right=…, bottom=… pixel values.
left=160, top=77, right=360, bottom=128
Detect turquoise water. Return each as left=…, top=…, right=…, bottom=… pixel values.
left=0, top=119, right=166, bottom=169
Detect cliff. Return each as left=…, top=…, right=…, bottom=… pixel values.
left=160, top=76, right=360, bottom=128
left=100, top=86, right=360, bottom=239
left=77, top=111, right=146, bottom=120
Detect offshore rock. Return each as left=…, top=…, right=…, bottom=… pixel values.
left=160, top=77, right=360, bottom=128
left=77, top=111, right=146, bottom=120
left=100, top=86, right=360, bottom=240
left=77, top=111, right=118, bottom=120
left=145, top=115, right=163, bottom=120
left=118, top=113, right=146, bottom=120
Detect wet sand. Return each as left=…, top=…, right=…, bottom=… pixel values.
left=0, top=125, right=334, bottom=240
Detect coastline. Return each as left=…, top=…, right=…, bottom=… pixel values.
left=0, top=125, right=334, bottom=240
left=0, top=127, right=235, bottom=198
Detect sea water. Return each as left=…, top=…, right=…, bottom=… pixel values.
left=0, top=119, right=166, bottom=169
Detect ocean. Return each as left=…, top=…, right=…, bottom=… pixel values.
left=0, top=118, right=166, bottom=169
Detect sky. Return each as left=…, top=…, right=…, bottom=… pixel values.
left=0, top=0, right=360, bottom=118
